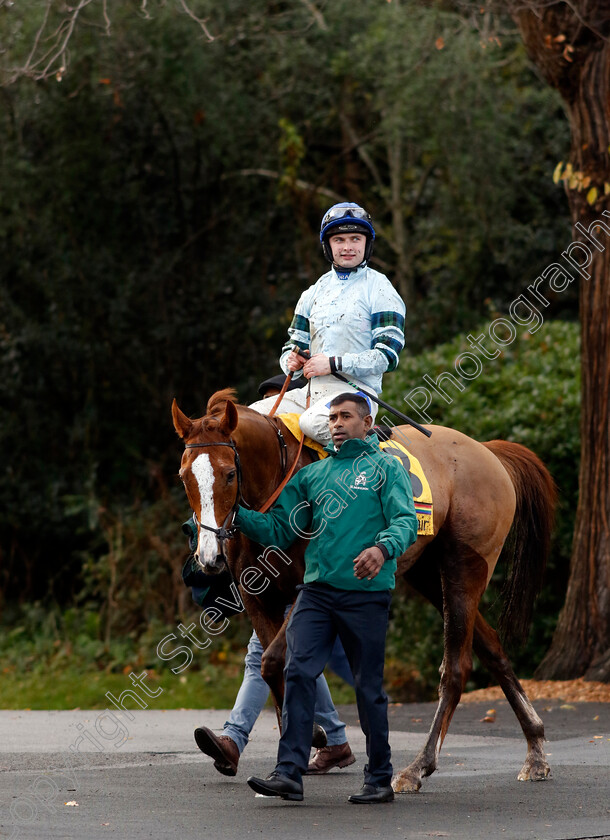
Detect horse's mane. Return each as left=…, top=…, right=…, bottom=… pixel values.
left=206, top=388, right=239, bottom=416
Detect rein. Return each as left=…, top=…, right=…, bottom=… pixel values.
left=259, top=375, right=311, bottom=513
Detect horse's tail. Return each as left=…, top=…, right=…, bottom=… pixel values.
left=483, top=440, right=557, bottom=647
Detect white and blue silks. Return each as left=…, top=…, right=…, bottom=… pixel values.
left=250, top=263, right=406, bottom=444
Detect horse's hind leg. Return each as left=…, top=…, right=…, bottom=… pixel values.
left=473, top=613, right=550, bottom=781
left=393, top=540, right=488, bottom=793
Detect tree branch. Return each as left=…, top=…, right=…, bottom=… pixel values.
left=298, top=0, right=327, bottom=30
left=176, top=0, right=215, bottom=41
left=221, top=168, right=344, bottom=201
left=339, top=112, right=384, bottom=192
left=2, top=0, right=215, bottom=85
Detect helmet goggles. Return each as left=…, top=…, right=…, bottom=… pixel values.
left=321, top=205, right=372, bottom=228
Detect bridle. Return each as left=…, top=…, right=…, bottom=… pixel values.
left=185, top=441, right=243, bottom=559
left=184, top=417, right=289, bottom=563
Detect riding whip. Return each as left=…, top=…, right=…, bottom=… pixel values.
left=290, top=346, right=431, bottom=438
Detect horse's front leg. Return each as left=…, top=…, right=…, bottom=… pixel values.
left=258, top=606, right=327, bottom=748
left=260, top=610, right=290, bottom=714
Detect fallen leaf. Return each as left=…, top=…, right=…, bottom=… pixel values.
left=65, top=801, right=79, bottom=807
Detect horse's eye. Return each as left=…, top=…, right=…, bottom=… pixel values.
left=227, top=470, right=236, bottom=484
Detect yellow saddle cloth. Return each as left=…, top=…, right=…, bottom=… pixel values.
left=379, top=439, right=434, bottom=536
left=278, top=413, right=328, bottom=459
left=277, top=414, right=434, bottom=536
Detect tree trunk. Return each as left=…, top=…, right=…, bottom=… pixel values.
left=508, top=1, right=610, bottom=680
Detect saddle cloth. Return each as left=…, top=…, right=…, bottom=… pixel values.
left=379, top=438, right=434, bottom=536
left=278, top=414, right=434, bottom=536
left=278, top=413, right=328, bottom=459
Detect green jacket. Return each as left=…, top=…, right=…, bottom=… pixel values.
left=235, top=434, right=418, bottom=591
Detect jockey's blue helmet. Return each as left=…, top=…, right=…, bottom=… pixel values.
left=320, top=202, right=375, bottom=264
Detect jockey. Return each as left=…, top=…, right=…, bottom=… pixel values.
left=249, top=202, right=406, bottom=445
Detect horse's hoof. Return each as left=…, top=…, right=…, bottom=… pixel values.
left=392, top=771, right=422, bottom=793
left=311, top=723, right=327, bottom=749
left=518, top=761, right=551, bottom=782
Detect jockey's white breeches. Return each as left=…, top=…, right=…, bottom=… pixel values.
left=249, top=375, right=378, bottom=446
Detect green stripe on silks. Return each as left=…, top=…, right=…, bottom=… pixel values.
left=290, top=313, right=310, bottom=334
left=371, top=311, right=405, bottom=332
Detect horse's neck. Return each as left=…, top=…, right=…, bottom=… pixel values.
left=235, top=409, right=305, bottom=507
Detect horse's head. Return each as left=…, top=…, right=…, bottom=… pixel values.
left=172, top=390, right=241, bottom=575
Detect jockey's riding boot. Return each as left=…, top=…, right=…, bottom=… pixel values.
left=194, top=726, right=239, bottom=776
left=306, top=742, right=356, bottom=774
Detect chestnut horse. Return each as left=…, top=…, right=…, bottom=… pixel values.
left=172, top=388, right=556, bottom=793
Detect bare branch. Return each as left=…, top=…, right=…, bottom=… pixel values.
left=176, top=0, right=215, bottom=41
left=298, top=0, right=327, bottom=30
left=5, top=0, right=97, bottom=83
left=19, top=0, right=52, bottom=80
left=339, top=112, right=384, bottom=192
left=2, top=0, right=216, bottom=86
left=221, top=168, right=344, bottom=201
left=101, top=0, right=111, bottom=34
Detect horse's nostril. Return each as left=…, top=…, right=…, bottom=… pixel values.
left=194, top=553, right=225, bottom=575
left=203, top=557, right=227, bottom=575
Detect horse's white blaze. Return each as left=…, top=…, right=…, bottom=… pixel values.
left=191, top=453, right=220, bottom=565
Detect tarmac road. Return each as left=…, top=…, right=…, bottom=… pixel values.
left=0, top=699, right=608, bottom=840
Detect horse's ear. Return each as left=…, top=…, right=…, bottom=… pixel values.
left=219, top=399, right=238, bottom=435
left=172, top=399, right=193, bottom=440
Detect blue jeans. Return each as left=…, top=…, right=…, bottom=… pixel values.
left=223, top=629, right=348, bottom=754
